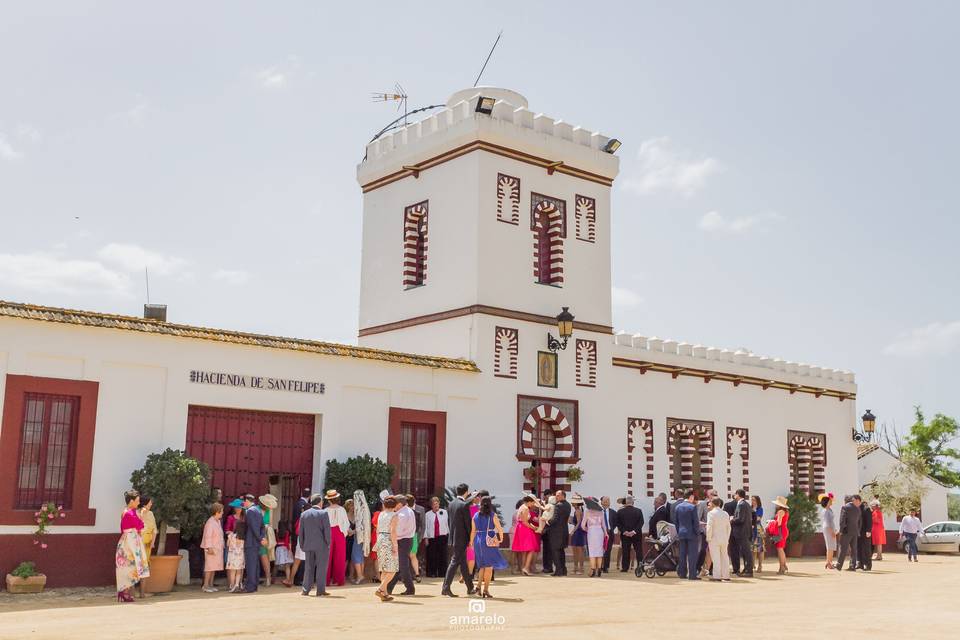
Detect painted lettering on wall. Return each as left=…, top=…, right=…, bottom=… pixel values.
left=189, top=371, right=325, bottom=394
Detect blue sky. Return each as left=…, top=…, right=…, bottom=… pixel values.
left=1, top=2, right=958, bottom=438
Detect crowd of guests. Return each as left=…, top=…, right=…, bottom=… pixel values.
left=113, top=482, right=925, bottom=602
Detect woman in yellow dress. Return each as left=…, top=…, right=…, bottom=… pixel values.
left=137, top=496, right=157, bottom=598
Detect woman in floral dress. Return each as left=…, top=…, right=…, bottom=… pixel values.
left=115, top=489, right=149, bottom=603
left=374, top=496, right=399, bottom=602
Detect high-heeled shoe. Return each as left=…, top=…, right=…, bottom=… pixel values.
left=117, top=591, right=134, bottom=603
left=521, top=569, right=531, bottom=576
left=481, top=590, right=492, bottom=598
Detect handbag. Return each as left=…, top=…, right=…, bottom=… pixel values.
left=766, top=520, right=782, bottom=544
left=484, top=515, right=501, bottom=548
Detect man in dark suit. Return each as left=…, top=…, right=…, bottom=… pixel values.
left=600, top=496, right=617, bottom=573
left=722, top=495, right=739, bottom=573
left=730, top=489, right=754, bottom=576
left=615, top=496, right=644, bottom=573
left=836, top=495, right=862, bottom=571
left=647, top=493, right=669, bottom=540
left=674, top=489, right=700, bottom=580
left=441, top=484, right=475, bottom=596
left=541, top=491, right=555, bottom=575
left=547, top=490, right=572, bottom=576
left=857, top=498, right=873, bottom=571
left=299, top=494, right=331, bottom=596
left=242, top=496, right=267, bottom=592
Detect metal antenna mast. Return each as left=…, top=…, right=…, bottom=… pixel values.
left=144, top=267, right=151, bottom=304
left=473, top=30, right=503, bottom=87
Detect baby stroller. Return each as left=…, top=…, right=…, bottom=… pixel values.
left=637, top=521, right=679, bottom=578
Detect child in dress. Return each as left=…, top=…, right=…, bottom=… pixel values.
left=274, top=520, right=293, bottom=586
left=200, top=503, right=225, bottom=593
left=225, top=512, right=246, bottom=592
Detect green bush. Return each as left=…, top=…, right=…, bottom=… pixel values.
left=11, top=561, right=38, bottom=578
left=324, top=454, right=394, bottom=508
left=786, top=490, right=819, bottom=543
left=130, top=448, right=211, bottom=554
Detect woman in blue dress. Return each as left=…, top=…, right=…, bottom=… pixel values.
left=569, top=495, right=587, bottom=574
left=468, top=495, right=508, bottom=598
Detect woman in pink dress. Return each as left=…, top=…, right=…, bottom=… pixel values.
left=115, top=489, right=149, bottom=603
left=511, top=496, right=541, bottom=576
left=200, top=503, right=225, bottom=592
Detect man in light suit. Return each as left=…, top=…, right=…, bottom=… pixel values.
left=730, top=489, right=754, bottom=576
left=299, top=493, right=331, bottom=596
left=836, top=494, right=862, bottom=571
left=442, top=483, right=475, bottom=597
left=242, top=496, right=266, bottom=592
left=600, top=496, right=617, bottom=573
left=674, top=489, right=701, bottom=580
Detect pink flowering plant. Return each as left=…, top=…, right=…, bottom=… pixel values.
left=32, top=502, right=66, bottom=549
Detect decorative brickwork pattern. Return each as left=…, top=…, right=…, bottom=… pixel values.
left=402, top=201, right=428, bottom=288
left=530, top=193, right=566, bottom=286
left=667, top=418, right=715, bottom=497
left=788, top=430, right=827, bottom=496
left=496, top=173, right=521, bottom=224
left=575, top=195, right=596, bottom=243
left=726, top=427, right=750, bottom=495
left=575, top=339, right=597, bottom=387
left=626, top=418, right=654, bottom=497
left=493, top=326, right=519, bottom=379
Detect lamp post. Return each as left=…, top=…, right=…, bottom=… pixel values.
left=853, top=409, right=876, bottom=443
left=547, top=307, right=575, bottom=352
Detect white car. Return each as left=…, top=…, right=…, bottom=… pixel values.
left=913, top=521, right=960, bottom=553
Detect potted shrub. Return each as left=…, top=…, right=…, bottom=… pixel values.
left=130, top=448, right=211, bottom=593
left=785, top=490, right=819, bottom=557
left=5, top=562, right=46, bottom=594
left=565, top=466, right=584, bottom=483
left=324, top=454, right=395, bottom=508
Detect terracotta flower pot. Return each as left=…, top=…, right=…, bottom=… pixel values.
left=786, top=540, right=805, bottom=557
left=141, top=555, right=179, bottom=593
left=5, top=574, right=46, bottom=594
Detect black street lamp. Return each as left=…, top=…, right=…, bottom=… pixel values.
left=547, top=307, right=575, bottom=352
left=853, top=409, right=876, bottom=443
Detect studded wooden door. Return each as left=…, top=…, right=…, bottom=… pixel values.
left=185, top=405, right=315, bottom=504
left=396, top=422, right=435, bottom=502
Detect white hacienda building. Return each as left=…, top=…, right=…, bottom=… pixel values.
left=0, top=88, right=858, bottom=586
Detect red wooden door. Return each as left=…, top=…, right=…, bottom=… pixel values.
left=397, top=422, right=435, bottom=501
left=185, top=406, right=314, bottom=505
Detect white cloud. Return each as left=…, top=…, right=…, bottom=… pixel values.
left=0, top=252, right=130, bottom=296
left=15, top=123, right=42, bottom=143
left=621, top=137, right=720, bottom=197
left=212, top=269, right=250, bottom=285
left=254, top=55, right=301, bottom=90
left=882, top=321, right=960, bottom=357
left=111, top=96, right=149, bottom=126
left=0, top=133, right=23, bottom=161
left=97, top=243, right=187, bottom=275
left=698, top=210, right=783, bottom=233
left=612, top=286, right=644, bottom=309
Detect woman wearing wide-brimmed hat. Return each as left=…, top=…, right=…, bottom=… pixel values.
left=323, top=489, right=349, bottom=586
left=819, top=493, right=837, bottom=570
left=569, top=494, right=587, bottom=575
left=767, top=496, right=790, bottom=574
left=258, top=493, right=278, bottom=586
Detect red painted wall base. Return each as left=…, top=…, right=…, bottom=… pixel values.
left=1, top=533, right=179, bottom=588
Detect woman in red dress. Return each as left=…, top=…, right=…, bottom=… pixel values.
left=769, top=496, right=790, bottom=575
left=870, top=500, right=887, bottom=560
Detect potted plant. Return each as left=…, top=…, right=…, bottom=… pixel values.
left=130, top=448, right=211, bottom=593
left=785, top=490, right=819, bottom=557
left=5, top=562, right=46, bottom=594
left=324, top=454, right=395, bottom=508
left=522, top=465, right=538, bottom=481
left=565, top=466, right=584, bottom=483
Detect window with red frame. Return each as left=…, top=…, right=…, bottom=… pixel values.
left=16, top=393, right=79, bottom=509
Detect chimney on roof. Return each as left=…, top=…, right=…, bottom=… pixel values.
left=143, top=304, right=167, bottom=322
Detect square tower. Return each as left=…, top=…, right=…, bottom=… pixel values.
left=356, top=88, right=620, bottom=360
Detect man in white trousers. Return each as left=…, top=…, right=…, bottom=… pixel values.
left=705, top=497, right=732, bottom=581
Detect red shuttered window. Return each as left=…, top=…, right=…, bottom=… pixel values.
left=16, top=393, right=80, bottom=509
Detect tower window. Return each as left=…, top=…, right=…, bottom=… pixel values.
left=530, top=193, right=565, bottom=286
left=402, top=201, right=428, bottom=288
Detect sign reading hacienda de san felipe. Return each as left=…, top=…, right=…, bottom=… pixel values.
left=189, top=370, right=325, bottom=394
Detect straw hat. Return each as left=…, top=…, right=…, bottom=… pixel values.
left=570, top=494, right=585, bottom=505
left=324, top=489, right=341, bottom=501
left=771, top=496, right=790, bottom=510
left=817, top=492, right=834, bottom=503
left=259, top=494, right=278, bottom=510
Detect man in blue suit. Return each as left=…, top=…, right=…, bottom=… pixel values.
left=243, top=495, right=267, bottom=592
left=299, top=493, right=332, bottom=596
left=674, top=489, right=701, bottom=580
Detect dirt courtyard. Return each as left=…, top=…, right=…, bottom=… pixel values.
left=1, top=555, right=956, bottom=639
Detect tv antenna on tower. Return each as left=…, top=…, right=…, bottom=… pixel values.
left=371, top=83, right=409, bottom=126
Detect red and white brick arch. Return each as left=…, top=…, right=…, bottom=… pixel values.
left=496, top=173, right=521, bottom=224
left=402, top=201, right=428, bottom=288
left=788, top=430, right=826, bottom=496
left=667, top=419, right=714, bottom=496
left=626, top=418, right=654, bottom=497
left=530, top=193, right=566, bottom=285
left=493, top=326, right=518, bottom=378
left=726, top=427, right=750, bottom=495
left=518, top=402, right=575, bottom=492
left=575, top=339, right=597, bottom=387
left=575, top=194, right=596, bottom=243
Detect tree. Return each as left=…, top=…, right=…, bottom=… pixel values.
left=901, top=407, right=960, bottom=487
left=948, top=494, right=960, bottom=521
left=324, top=454, right=394, bottom=509
left=863, top=450, right=931, bottom=516
left=130, top=448, right=212, bottom=555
